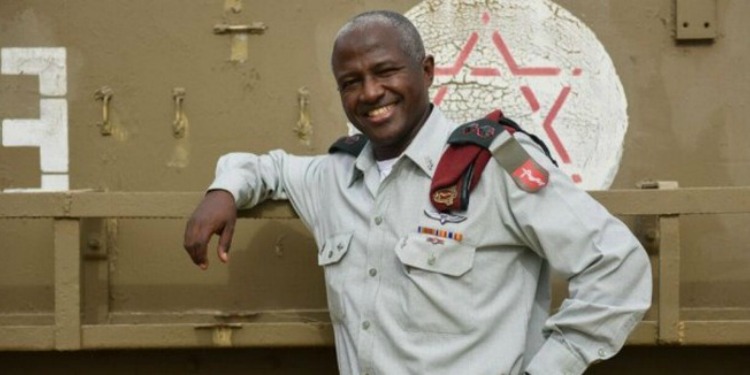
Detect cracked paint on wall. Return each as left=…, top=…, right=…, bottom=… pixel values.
left=406, top=0, right=628, bottom=189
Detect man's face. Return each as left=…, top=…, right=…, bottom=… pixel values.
left=332, top=22, right=434, bottom=160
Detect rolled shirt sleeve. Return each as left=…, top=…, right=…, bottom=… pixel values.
left=207, top=150, right=325, bottom=231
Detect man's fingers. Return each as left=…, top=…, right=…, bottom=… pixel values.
left=182, top=190, right=236, bottom=269
left=186, top=241, right=209, bottom=268
left=184, top=219, right=210, bottom=269
left=217, top=221, right=235, bottom=263
left=184, top=241, right=209, bottom=269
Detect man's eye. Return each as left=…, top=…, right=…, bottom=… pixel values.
left=339, top=80, right=360, bottom=91
left=377, top=67, right=401, bottom=77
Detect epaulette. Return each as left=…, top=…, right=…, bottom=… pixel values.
left=494, top=117, right=558, bottom=167
left=448, top=118, right=510, bottom=149
left=432, top=115, right=554, bottom=212
left=328, top=134, right=368, bottom=157
left=448, top=117, right=557, bottom=167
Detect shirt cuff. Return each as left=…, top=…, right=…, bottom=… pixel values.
left=207, top=176, right=245, bottom=207
left=525, top=335, right=587, bottom=375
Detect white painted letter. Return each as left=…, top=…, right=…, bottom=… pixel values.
left=1, top=47, right=69, bottom=191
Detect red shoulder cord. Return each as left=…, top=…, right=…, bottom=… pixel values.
left=429, top=110, right=516, bottom=213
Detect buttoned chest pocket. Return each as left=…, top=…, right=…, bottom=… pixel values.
left=395, top=233, right=477, bottom=334
left=318, top=232, right=353, bottom=324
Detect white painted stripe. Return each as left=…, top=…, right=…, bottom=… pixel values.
left=2, top=99, right=69, bottom=173
left=41, top=174, right=69, bottom=191
left=1, top=47, right=67, bottom=96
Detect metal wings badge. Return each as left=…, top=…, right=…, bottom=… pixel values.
left=423, top=209, right=467, bottom=225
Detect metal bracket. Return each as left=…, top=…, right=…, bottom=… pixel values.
left=172, top=87, right=187, bottom=138
left=634, top=180, right=679, bottom=255
left=213, top=23, right=267, bottom=35
left=94, top=87, right=113, bottom=136
left=80, top=218, right=117, bottom=261
left=294, top=87, right=313, bottom=146
left=675, top=0, right=717, bottom=41
left=213, top=21, right=267, bottom=62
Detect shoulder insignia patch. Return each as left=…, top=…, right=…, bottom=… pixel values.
left=491, top=136, right=549, bottom=193
left=511, top=158, right=549, bottom=192
left=328, top=134, right=368, bottom=157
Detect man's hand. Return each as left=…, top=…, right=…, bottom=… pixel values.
left=183, top=189, right=237, bottom=269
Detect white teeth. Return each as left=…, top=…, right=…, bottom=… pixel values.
left=368, top=105, right=393, bottom=118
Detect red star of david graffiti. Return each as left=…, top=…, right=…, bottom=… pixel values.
left=433, top=12, right=583, bottom=183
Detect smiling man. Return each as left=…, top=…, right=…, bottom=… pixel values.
left=183, top=10, right=652, bottom=375
left=331, top=15, right=433, bottom=161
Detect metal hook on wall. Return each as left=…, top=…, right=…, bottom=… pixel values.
left=94, top=86, right=113, bottom=136
left=294, top=87, right=313, bottom=146
left=172, top=87, right=188, bottom=138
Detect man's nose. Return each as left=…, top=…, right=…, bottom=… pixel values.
left=360, top=76, right=384, bottom=102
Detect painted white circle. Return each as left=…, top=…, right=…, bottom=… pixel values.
left=406, top=0, right=628, bottom=190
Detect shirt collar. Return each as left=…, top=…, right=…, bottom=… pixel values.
left=347, top=106, right=455, bottom=186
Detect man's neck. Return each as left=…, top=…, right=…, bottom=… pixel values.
left=373, top=104, right=433, bottom=161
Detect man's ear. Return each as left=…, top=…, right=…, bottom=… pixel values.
left=423, top=55, right=435, bottom=86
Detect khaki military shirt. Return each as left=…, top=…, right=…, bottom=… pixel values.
left=209, top=107, right=652, bottom=375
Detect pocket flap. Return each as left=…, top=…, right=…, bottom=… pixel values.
left=395, top=233, right=475, bottom=277
left=318, top=232, right=353, bottom=266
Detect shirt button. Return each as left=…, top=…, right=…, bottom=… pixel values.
left=598, top=348, right=607, bottom=357
left=369, top=268, right=377, bottom=277
left=427, top=254, right=436, bottom=266
left=374, top=216, right=383, bottom=225
left=362, top=321, right=371, bottom=330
